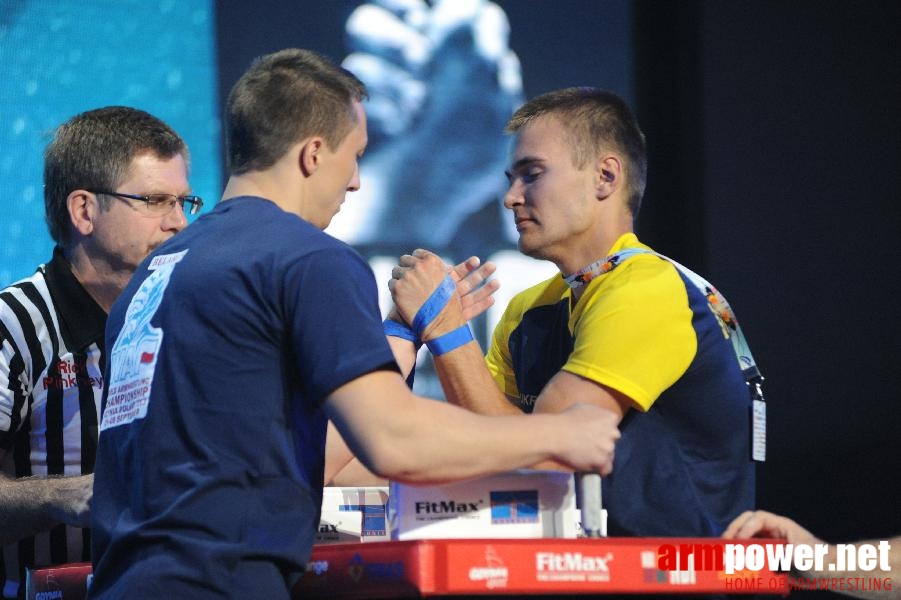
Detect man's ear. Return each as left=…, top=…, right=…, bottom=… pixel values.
left=299, top=138, right=324, bottom=177
left=595, top=155, right=623, bottom=200
left=67, top=190, right=96, bottom=236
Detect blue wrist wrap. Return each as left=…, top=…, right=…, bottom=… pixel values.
left=411, top=275, right=455, bottom=336
left=426, top=324, right=474, bottom=356
left=383, top=319, right=422, bottom=351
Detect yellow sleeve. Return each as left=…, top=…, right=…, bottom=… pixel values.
left=564, top=256, right=697, bottom=411
left=484, top=302, right=520, bottom=399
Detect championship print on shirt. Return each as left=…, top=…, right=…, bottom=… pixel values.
left=100, top=250, right=187, bottom=431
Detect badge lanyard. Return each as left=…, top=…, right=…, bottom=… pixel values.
left=565, top=248, right=767, bottom=462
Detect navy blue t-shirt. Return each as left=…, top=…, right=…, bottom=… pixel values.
left=90, top=196, right=397, bottom=598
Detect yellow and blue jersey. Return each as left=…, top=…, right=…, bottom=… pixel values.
left=486, top=233, right=755, bottom=536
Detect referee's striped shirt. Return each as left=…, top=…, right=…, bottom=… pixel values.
left=1, top=247, right=105, bottom=598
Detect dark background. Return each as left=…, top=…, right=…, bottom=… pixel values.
left=216, top=3, right=901, bottom=597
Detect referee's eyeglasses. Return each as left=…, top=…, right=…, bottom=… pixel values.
left=89, top=190, right=204, bottom=216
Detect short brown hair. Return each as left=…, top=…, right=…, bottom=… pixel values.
left=506, top=88, right=647, bottom=216
left=225, top=48, right=368, bottom=175
left=43, top=106, right=188, bottom=245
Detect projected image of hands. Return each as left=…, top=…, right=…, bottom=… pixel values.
left=328, top=0, right=523, bottom=257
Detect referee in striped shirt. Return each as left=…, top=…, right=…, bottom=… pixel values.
left=0, top=106, right=197, bottom=598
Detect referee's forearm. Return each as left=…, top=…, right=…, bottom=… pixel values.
left=0, top=472, right=92, bottom=544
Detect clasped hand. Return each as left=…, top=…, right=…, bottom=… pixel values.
left=388, top=249, right=498, bottom=339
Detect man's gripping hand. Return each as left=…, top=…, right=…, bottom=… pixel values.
left=389, top=248, right=498, bottom=334
left=389, top=249, right=467, bottom=341
left=548, top=404, right=620, bottom=476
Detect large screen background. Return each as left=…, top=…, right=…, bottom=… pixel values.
left=216, top=0, right=637, bottom=398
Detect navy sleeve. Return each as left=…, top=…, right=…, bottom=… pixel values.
left=282, top=245, right=398, bottom=404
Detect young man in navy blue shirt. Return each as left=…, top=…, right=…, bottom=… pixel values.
left=89, top=49, right=621, bottom=599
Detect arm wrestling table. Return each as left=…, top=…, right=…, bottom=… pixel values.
left=294, top=537, right=788, bottom=598
left=25, top=538, right=786, bottom=598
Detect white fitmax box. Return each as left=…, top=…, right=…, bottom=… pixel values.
left=388, top=470, right=578, bottom=540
